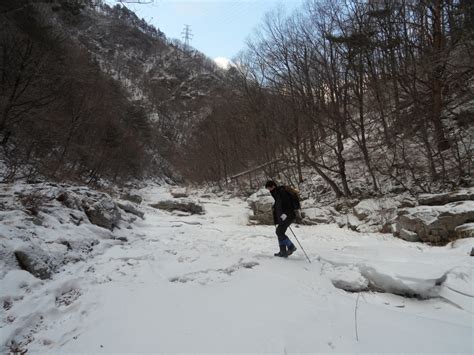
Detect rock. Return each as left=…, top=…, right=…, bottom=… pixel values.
left=380, top=221, right=395, bottom=233
left=399, top=228, right=420, bottom=242
left=56, top=191, right=82, bottom=210
left=247, top=189, right=274, bottom=225
left=353, top=198, right=399, bottom=222
left=455, top=223, right=474, bottom=239
left=14, top=248, right=54, bottom=280
left=170, top=188, right=188, bottom=198
left=150, top=200, right=204, bottom=215
left=116, top=237, right=128, bottom=242
left=120, top=193, right=142, bottom=205
left=0, top=243, right=21, bottom=279
left=418, top=188, right=474, bottom=206
left=471, top=248, right=474, bottom=257
left=301, top=207, right=334, bottom=224
left=398, top=196, right=418, bottom=208
left=83, top=199, right=121, bottom=230
left=389, top=185, right=407, bottom=194
left=347, top=214, right=363, bottom=231
left=334, top=199, right=360, bottom=213
left=117, top=202, right=144, bottom=219
left=395, top=201, right=474, bottom=244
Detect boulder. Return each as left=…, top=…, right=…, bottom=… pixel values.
left=398, top=228, right=420, bottom=242
left=334, top=198, right=360, bottom=214
left=14, top=247, right=54, bottom=280
left=350, top=198, right=400, bottom=233
left=56, top=191, right=82, bottom=210
left=83, top=199, right=121, bottom=230
left=150, top=200, right=204, bottom=215
left=247, top=189, right=274, bottom=225
left=395, top=200, right=474, bottom=243
left=120, top=193, right=142, bottom=205
left=455, top=223, right=474, bottom=239
left=170, top=188, right=188, bottom=198
left=353, top=198, right=399, bottom=222
left=418, top=188, right=474, bottom=206
left=301, top=207, right=334, bottom=224
left=117, top=202, right=144, bottom=219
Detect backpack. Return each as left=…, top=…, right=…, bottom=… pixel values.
left=283, top=186, right=301, bottom=210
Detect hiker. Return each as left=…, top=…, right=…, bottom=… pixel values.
left=265, top=180, right=297, bottom=257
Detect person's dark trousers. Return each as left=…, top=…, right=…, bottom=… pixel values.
left=276, top=217, right=296, bottom=251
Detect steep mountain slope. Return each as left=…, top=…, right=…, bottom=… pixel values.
left=58, top=3, right=228, bottom=145
left=0, top=1, right=229, bottom=183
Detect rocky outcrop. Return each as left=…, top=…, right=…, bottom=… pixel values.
left=395, top=201, right=474, bottom=244
left=333, top=196, right=416, bottom=233
left=83, top=199, right=121, bottom=230
left=418, top=188, right=474, bottom=206
left=150, top=200, right=204, bottom=215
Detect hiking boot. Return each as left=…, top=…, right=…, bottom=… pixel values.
left=274, top=245, right=288, bottom=257
left=287, top=245, right=297, bottom=256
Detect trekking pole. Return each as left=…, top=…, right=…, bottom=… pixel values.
left=288, top=226, right=311, bottom=264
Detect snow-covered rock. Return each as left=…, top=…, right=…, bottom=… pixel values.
left=14, top=246, right=56, bottom=280
left=455, top=223, right=474, bottom=239
left=399, top=228, right=420, bottom=242
left=351, top=197, right=412, bottom=233
left=117, top=202, right=144, bottom=219
left=395, top=200, right=474, bottom=243
left=247, top=189, right=274, bottom=225
left=170, top=188, right=188, bottom=198
left=301, top=207, right=334, bottom=224
left=56, top=190, right=82, bottom=210
left=83, top=199, right=122, bottom=230
left=418, top=188, right=474, bottom=206
left=120, top=193, right=142, bottom=205
left=150, top=199, right=204, bottom=215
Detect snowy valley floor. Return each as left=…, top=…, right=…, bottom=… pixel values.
left=1, top=185, right=473, bottom=353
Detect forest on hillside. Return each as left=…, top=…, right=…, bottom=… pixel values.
left=1, top=0, right=473, bottom=196
left=184, top=0, right=473, bottom=195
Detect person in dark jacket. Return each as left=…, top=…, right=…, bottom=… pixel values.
left=265, top=180, right=297, bottom=257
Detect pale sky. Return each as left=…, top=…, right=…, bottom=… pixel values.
left=115, top=0, right=305, bottom=65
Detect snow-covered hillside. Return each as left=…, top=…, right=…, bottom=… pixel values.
left=1, top=184, right=472, bottom=353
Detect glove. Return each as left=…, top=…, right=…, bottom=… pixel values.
left=280, top=214, right=287, bottom=221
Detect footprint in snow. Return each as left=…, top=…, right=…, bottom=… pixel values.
left=169, top=259, right=259, bottom=285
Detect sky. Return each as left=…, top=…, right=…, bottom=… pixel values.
left=116, top=0, right=306, bottom=67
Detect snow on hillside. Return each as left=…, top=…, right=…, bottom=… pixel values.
left=1, top=184, right=473, bottom=353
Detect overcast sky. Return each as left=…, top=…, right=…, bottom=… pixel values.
left=116, top=0, right=305, bottom=67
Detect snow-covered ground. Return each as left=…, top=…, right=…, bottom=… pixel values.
left=1, top=185, right=473, bottom=353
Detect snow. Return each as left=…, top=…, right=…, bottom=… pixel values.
left=1, top=184, right=473, bottom=353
